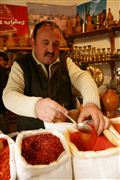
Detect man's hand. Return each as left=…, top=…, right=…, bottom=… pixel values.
left=35, top=98, right=68, bottom=122
left=78, top=103, right=110, bottom=135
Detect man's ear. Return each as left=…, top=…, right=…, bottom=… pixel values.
left=30, top=29, right=35, bottom=47
left=30, top=37, right=35, bottom=47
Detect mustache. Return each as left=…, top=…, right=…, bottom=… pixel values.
left=45, top=52, right=54, bottom=56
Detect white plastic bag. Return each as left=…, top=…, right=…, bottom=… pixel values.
left=0, top=133, right=16, bottom=180
left=65, top=128, right=120, bottom=179
left=15, top=129, right=72, bottom=180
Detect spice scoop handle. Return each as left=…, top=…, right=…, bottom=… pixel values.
left=50, top=106, right=93, bottom=133
left=64, top=113, right=93, bottom=133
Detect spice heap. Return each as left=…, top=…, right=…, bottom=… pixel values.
left=22, top=133, right=65, bottom=165
left=112, top=123, right=120, bottom=133
left=70, top=125, right=116, bottom=151
left=0, top=138, right=10, bottom=180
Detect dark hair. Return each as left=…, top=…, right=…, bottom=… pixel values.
left=0, top=52, right=8, bottom=62
left=32, top=21, right=62, bottom=41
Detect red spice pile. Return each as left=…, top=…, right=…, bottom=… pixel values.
left=22, top=133, right=65, bottom=165
left=0, top=138, right=10, bottom=180
left=112, top=123, right=120, bottom=133
left=70, top=125, right=116, bottom=151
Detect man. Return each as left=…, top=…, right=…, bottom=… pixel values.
left=0, top=52, right=9, bottom=133
left=3, top=21, right=109, bottom=135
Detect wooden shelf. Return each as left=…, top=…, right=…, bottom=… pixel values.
left=0, top=46, right=32, bottom=51
left=0, top=46, right=70, bottom=51
left=65, top=25, right=120, bottom=40
left=80, top=59, right=120, bottom=64
left=60, top=47, right=70, bottom=51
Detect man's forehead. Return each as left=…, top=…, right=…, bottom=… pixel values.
left=40, top=23, right=60, bottom=31
left=38, top=25, right=61, bottom=38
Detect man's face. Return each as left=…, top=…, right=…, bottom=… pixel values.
left=33, top=25, right=62, bottom=65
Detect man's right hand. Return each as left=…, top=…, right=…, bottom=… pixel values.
left=35, top=98, right=68, bottom=122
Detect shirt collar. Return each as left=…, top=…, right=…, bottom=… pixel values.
left=32, top=50, right=60, bottom=67
left=32, top=50, right=60, bottom=77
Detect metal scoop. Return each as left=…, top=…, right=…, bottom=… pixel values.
left=51, top=106, right=93, bottom=133
left=64, top=113, right=93, bottom=134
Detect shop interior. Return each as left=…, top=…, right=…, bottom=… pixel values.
left=0, top=0, right=120, bottom=179
left=0, top=0, right=120, bottom=132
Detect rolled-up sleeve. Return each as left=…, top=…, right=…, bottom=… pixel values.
left=2, top=62, right=41, bottom=118
left=66, top=57, right=100, bottom=108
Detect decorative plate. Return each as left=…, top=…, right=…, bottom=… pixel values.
left=87, top=65, right=104, bottom=87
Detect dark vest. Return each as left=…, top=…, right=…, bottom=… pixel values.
left=0, top=66, right=8, bottom=113
left=15, top=53, right=75, bottom=131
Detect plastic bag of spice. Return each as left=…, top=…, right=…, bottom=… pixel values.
left=15, top=129, right=72, bottom=180
left=64, top=125, right=120, bottom=179
left=0, top=133, right=16, bottom=180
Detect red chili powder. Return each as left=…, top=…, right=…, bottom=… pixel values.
left=112, top=123, right=120, bottom=133
left=70, top=127, right=116, bottom=151
left=22, top=133, right=65, bottom=165
left=0, top=138, right=10, bottom=180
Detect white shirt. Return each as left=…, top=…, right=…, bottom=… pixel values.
left=3, top=51, right=100, bottom=118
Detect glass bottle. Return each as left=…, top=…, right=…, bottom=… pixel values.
left=106, top=48, right=111, bottom=61
left=83, top=46, right=87, bottom=62
left=71, top=46, right=76, bottom=61
left=96, top=14, right=100, bottom=30
left=112, top=49, right=118, bottom=59
left=73, top=46, right=79, bottom=65
left=117, top=49, right=120, bottom=59
left=87, top=45, right=92, bottom=62
left=96, top=48, right=101, bottom=62
left=78, top=46, right=83, bottom=62
left=92, top=47, right=96, bottom=62
left=101, top=48, right=106, bottom=61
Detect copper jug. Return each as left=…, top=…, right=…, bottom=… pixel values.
left=101, top=88, right=120, bottom=118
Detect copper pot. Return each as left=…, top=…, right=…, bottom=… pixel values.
left=101, top=88, right=120, bottom=118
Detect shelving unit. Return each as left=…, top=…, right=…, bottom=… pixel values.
left=0, top=25, right=119, bottom=52
left=65, top=25, right=120, bottom=80
left=66, top=25, right=120, bottom=51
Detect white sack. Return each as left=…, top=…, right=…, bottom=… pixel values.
left=15, top=129, right=72, bottom=180
left=44, top=122, right=75, bottom=133
left=72, top=152, right=120, bottom=179
left=65, top=128, right=120, bottom=179
left=0, top=133, right=16, bottom=180
left=110, top=117, right=120, bottom=139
